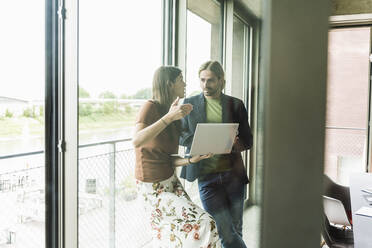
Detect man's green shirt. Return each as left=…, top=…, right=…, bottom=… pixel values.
left=199, top=97, right=231, bottom=176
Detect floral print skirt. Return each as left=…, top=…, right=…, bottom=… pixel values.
left=138, top=174, right=221, bottom=248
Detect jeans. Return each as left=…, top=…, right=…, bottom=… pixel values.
left=198, top=171, right=247, bottom=248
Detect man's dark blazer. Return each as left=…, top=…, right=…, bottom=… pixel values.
left=179, top=93, right=253, bottom=183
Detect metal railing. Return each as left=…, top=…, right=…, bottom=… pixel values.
left=325, top=126, right=366, bottom=131
left=325, top=126, right=367, bottom=157
left=0, top=138, right=152, bottom=248
left=324, top=126, right=368, bottom=182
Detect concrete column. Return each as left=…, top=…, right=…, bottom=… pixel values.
left=258, top=1, right=329, bottom=247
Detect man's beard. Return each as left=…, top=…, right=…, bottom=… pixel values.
left=203, top=88, right=217, bottom=96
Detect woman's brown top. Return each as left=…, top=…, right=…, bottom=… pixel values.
left=135, top=100, right=180, bottom=182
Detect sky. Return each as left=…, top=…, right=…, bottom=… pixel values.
left=0, top=0, right=45, bottom=101
left=0, top=0, right=211, bottom=100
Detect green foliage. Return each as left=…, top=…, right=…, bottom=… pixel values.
left=103, top=101, right=119, bottom=115
left=124, top=105, right=133, bottom=114
left=5, top=109, right=13, bottom=118
left=39, top=106, right=44, bottom=117
left=120, top=94, right=132, bottom=99
left=133, top=88, right=151, bottom=99
left=32, top=106, right=37, bottom=117
left=79, top=103, right=93, bottom=116
left=79, top=86, right=90, bottom=98
left=0, top=117, right=43, bottom=137
left=99, top=91, right=117, bottom=99
left=103, top=102, right=114, bottom=114
left=23, top=107, right=33, bottom=118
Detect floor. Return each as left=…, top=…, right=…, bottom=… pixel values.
left=243, top=205, right=261, bottom=248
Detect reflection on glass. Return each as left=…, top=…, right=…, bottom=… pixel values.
left=325, top=27, right=370, bottom=185
left=0, top=0, right=45, bottom=247
left=78, top=1, right=161, bottom=247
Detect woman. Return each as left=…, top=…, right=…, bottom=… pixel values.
left=133, top=66, right=221, bottom=248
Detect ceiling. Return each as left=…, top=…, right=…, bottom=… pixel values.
left=237, top=0, right=261, bottom=18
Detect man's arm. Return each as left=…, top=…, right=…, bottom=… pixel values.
left=232, top=101, right=253, bottom=153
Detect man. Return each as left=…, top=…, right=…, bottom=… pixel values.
left=180, top=60, right=253, bottom=248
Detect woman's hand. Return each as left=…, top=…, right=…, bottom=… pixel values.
left=189, top=153, right=213, bottom=163
left=172, top=153, right=213, bottom=167
left=163, top=97, right=193, bottom=123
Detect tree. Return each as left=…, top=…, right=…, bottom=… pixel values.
left=23, top=107, right=34, bottom=118
left=120, top=94, right=132, bottom=99
left=5, top=109, right=13, bottom=118
left=79, top=103, right=93, bottom=116
left=134, top=88, right=151, bottom=99
left=79, top=86, right=90, bottom=98
left=99, top=91, right=117, bottom=99
left=39, top=106, right=44, bottom=117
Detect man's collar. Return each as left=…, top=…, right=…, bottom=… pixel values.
left=200, top=92, right=225, bottom=101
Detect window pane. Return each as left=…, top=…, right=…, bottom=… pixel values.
left=325, top=27, right=370, bottom=185
left=78, top=1, right=162, bottom=247
left=184, top=0, right=222, bottom=205
left=186, top=0, right=222, bottom=97
left=0, top=0, right=45, bottom=247
left=232, top=15, right=247, bottom=101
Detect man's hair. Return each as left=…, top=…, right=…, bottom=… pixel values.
left=152, top=65, right=182, bottom=113
left=198, top=60, right=225, bottom=80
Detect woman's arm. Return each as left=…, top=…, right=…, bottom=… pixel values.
left=132, top=118, right=170, bottom=148
left=132, top=97, right=193, bottom=148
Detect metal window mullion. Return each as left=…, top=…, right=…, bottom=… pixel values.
left=219, top=0, right=225, bottom=64
left=162, top=0, right=174, bottom=65
left=222, top=0, right=234, bottom=95
left=57, top=0, right=65, bottom=248
left=367, top=27, right=372, bottom=172
left=161, top=0, right=167, bottom=65
left=57, top=1, right=66, bottom=247
left=174, top=0, right=186, bottom=71
left=61, top=0, right=79, bottom=246
left=45, top=0, right=60, bottom=247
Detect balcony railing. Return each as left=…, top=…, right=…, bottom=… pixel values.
left=0, top=138, right=152, bottom=248
left=324, top=126, right=367, bottom=184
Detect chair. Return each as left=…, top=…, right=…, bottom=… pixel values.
left=321, top=175, right=354, bottom=248
left=323, top=196, right=351, bottom=227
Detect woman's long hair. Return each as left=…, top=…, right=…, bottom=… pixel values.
left=152, top=66, right=182, bottom=114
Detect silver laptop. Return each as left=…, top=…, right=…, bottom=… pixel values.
left=186, top=123, right=239, bottom=156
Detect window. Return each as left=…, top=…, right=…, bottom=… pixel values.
left=232, top=14, right=253, bottom=199
left=78, top=1, right=162, bottom=247
left=325, top=27, right=371, bottom=185
left=186, top=0, right=222, bottom=97
left=0, top=0, right=45, bottom=247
